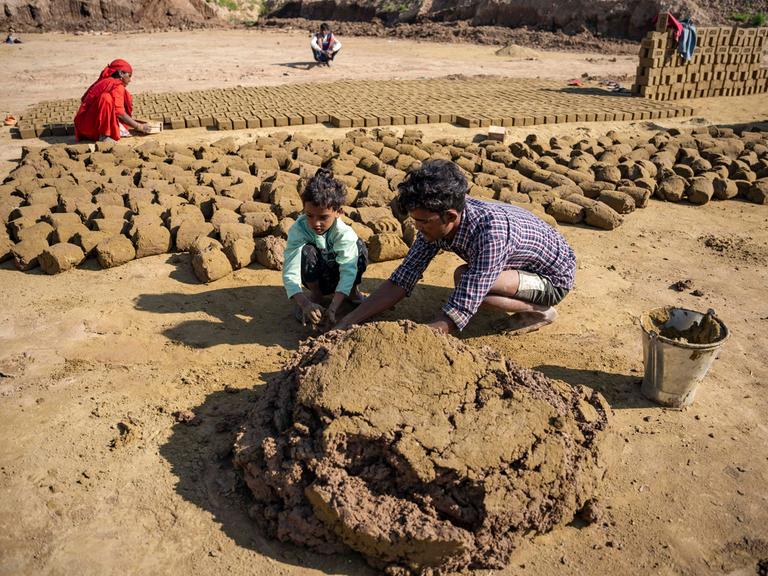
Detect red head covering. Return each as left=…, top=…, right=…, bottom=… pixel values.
left=99, top=59, right=133, bottom=80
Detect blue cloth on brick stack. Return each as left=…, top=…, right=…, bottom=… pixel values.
left=678, top=18, right=697, bottom=62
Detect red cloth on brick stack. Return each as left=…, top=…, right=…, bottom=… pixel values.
left=74, top=59, right=134, bottom=142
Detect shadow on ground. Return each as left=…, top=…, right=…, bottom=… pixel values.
left=277, top=61, right=321, bottom=70
left=159, top=386, right=377, bottom=576
left=535, top=364, right=655, bottom=409
left=134, top=272, right=512, bottom=350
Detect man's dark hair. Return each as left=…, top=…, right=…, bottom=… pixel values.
left=396, top=159, right=467, bottom=215
left=320, top=23, right=330, bottom=33
left=301, top=168, right=345, bottom=210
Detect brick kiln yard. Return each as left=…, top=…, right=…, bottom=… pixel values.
left=1, top=29, right=768, bottom=576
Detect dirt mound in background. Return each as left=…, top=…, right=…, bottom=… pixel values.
left=261, top=0, right=762, bottom=40
left=234, top=321, right=611, bottom=575
left=257, top=17, right=640, bottom=53
left=3, top=0, right=762, bottom=41
left=0, top=0, right=223, bottom=32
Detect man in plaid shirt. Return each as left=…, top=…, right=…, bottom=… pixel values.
left=336, top=159, right=576, bottom=335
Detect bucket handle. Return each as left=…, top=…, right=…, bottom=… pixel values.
left=648, top=330, right=658, bottom=384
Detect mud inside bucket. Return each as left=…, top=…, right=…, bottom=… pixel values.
left=639, top=307, right=729, bottom=408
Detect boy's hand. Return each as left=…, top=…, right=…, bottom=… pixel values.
left=324, top=307, right=337, bottom=326
left=302, top=302, right=325, bottom=328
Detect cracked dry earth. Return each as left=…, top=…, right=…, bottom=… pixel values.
left=234, top=321, right=611, bottom=575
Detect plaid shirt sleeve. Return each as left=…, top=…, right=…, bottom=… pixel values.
left=389, top=233, right=440, bottom=294
left=442, top=222, right=509, bottom=331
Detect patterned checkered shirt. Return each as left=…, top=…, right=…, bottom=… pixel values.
left=390, top=197, right=576, bottom=331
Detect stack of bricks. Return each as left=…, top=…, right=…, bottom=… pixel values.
left=633, top=15, right=768, bottom=101
left=14, top=77, right=693, bottom=140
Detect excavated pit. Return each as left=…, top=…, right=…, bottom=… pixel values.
left=234, top=321, right=611, bottom=575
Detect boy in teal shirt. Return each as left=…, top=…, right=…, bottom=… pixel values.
left=283, top=169, right=368, bottom=328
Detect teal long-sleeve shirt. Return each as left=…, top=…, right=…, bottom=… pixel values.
left=282, top=215, right=361, bottom=299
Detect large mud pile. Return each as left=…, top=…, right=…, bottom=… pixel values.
left=234, top=321, right=611, bottom=574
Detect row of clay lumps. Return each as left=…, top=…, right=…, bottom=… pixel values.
left=1, top=125, right=766, bottom=282
left=15, top=77, right=692, bottom=139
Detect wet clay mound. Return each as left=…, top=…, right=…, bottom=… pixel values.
left=642, top=308, right=725, bottom=345
left=234, top=321, right=611, bottom=575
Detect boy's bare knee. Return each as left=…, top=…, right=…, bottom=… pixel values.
left=453, top=264, right=468, bottom=284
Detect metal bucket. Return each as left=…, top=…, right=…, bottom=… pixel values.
left=639, top=306, right=729, bottom=408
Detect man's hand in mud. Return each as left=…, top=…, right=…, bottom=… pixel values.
left=302, top=302, right=325, bottom=329
left=324, top=307, right=337, bottom=327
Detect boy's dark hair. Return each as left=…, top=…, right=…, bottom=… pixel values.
left=320, top=23, right=330, bottom=33
left=301, top=168, right=346, bottom=210
left=396, top=159, right=467, bottom=215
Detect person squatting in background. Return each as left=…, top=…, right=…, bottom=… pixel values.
left=311, top=23, right=342, bottom=67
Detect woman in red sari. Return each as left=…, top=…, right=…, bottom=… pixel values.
left=74, top=59, right=150, bottom=142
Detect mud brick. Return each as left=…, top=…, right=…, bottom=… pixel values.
left=376, top=115, right=392, bottom=126
left=184, top=116, right=200, bottom=128
left=347, top=116, right=363, bottom=128
left=215, top=116, right=233, bottom=130
left=594, top=112, right=608, bottom=122
left=259, top=115, right=275, bottom=128
left=19, top=125, right=36, bottom=139
left=638, top=57, right=659, bottom=68
left=230, top=117, right=245, bottom=130
left=363, top=116, right=378, bottom=127
left=330, top=115, right=351, bottom=128
left=390, top=114, right=405, bottom=125
left=477, top=116, right=491, bottom=128
left=455, top=116, right=479, bottom=128
left=565, top=113, right=578, bottom=123
left=655, top=14, right=669, bottom=32
left=402, top=114, right=416, bottom=125
left=427, top=114, right=440, bottom=123
left=554, top=113, right=567, bottom=123
left=733, top=27, right=747, bottom=46
left=649, top=31, right=667, bottom=50
left=197, top=115, right=213, bottom=128
left=300, top=113, right=316, bottom=124
left=315, top=113, right=330, bottom=123
left=287, top=114, right=302, bottom=126
left=643, top=68, right=663, bottom=84
left=438, top=114, right=453, bottom=123
left=168, top=117, right=184, bottom=130
left=243, top=117, right=259, bottom=129
left=271, top=114, right=289, bottom=127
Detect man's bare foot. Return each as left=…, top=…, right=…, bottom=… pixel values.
left=348, top=288, right=367, bottom=305
left=503, top=307, right=558, bottom=336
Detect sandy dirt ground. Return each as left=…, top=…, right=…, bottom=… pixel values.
left=1, top=30, right=768, bottom=576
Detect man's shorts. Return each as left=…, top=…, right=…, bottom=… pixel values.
left=515, top=271, right=569, bottom=307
